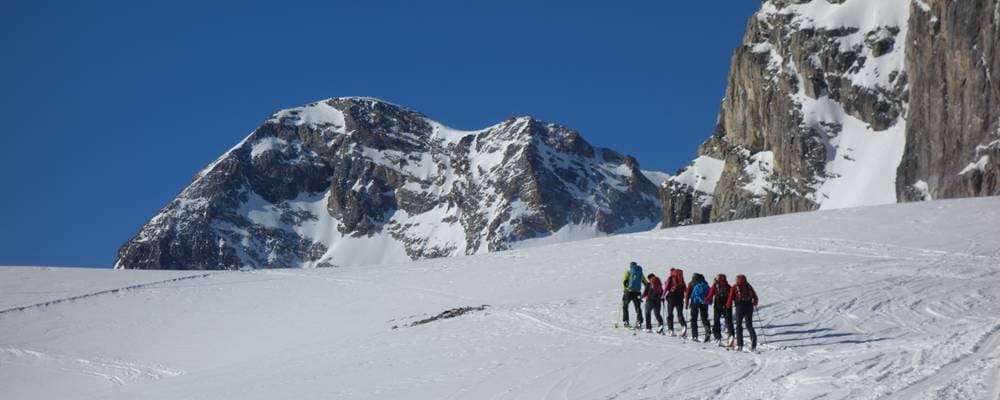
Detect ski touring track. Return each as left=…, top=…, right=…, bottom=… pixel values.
left=0, top=273, right=214, bottom=316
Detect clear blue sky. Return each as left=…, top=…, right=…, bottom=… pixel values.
left=0, top=1, right=760, bottom=267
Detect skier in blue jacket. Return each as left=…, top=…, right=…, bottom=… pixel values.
left=685, top=273, right=712, bottom=342
left=621, top=262, right=648, bottom=328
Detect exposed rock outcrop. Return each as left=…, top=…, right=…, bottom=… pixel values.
left=897, top=0, right=1000, bottom=201
left=663, top=0, right=910, bottom=226
left=663, top=0, right=997, bottom=227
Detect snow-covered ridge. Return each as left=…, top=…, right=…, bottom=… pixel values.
left=670, top=156, right=725, bottom=195
left=267, top=100, right=347, bottom=127
left=641, top=170, right=672, bottom=187
left=759, top=0, right=910, bottom=33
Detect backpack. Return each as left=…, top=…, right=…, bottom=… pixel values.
left=669, top=275, right=685, bottom=295
left=715, top=282, right=731, bottom=304
left=734, top=283, right=754, bottom=304
left=648, top=276, right=663, bottom=297
left=690, top=282, right=709, bottom=304
left=626, top=264, right=644, bottom=292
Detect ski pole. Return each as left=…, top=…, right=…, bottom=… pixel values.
left=616, top=298, right=621, bottom=328
left=753, top=305, right=768, bottom=347
left=616, top=291, right=625, bottom=328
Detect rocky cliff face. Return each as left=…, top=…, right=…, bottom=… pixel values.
left=897, top=0, right=1000, bottom=201
left=117, top=98, right=662, bottom=269
left=663, top=0, right=998, bottom=227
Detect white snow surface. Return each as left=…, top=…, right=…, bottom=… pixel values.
left=641, top=170, right=672, bottom=187
left=670, top=155, right=725, bottom=194
left=791, top=82, right=907, bottom=210
left=742, top=150, right=776, bottom=197
left=249, top=137, right=288, bottom=158
left=237, top=191, right=411, bottom=267
left=912, top=180, right=933, bottom=201
left=6, top=197, right=1000, bottom=399
left=959, top=156, right=990, bottom=176
left=267, top=100, right=346, bottom=128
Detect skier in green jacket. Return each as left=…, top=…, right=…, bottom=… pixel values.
left=621, top=261, right=648, bottom=328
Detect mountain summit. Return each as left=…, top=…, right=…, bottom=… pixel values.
left=116, top=97, right=663, bottom=269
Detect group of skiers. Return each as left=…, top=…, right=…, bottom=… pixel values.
left=621, top=262, right=760, bottom=351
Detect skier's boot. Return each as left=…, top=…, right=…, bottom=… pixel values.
left=656, top=325, right=665, bottom=334
left=680, top=327, right=688, bottom=338
left=667, top=330, right=676, bottom=337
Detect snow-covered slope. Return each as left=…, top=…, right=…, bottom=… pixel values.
left=4, top=197, right=1000, bottom=399
left=116, top=97, right=663, bottom=270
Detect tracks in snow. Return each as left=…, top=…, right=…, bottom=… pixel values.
left=500, top=302, right=767, bottom=400
left=0, top=273, right=213, bottom=316
left=602, top=231, right=1000, bottom=399
left=0, top=347, right=184, bottom=386
left=632, top=231, right=1000, bottom=265
left=888, top=324, right=1000, bottom=399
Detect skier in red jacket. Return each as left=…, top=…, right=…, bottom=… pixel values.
left=726, top=274, right=759, bottom=351
left=642, top=273, right=665, bottom=333
left=705, top=273, right=735, bottom=346
left=663, top=268, right=688, bottom=336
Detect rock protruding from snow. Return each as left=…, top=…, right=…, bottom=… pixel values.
left=116, top=97, right=663, bottom=269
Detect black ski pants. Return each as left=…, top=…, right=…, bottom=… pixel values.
left=735, top=303, right=757, bottom=349
left=622, top=291, right=642, bottom=324
left=644, top=297, right=663, bottom=330
left=690, top=303, right=710, bottom=339
left=712, top=303, right=734, bottom=340
left=665, top=294, right=686, bottom=331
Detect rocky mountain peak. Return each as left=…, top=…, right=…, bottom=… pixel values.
left=117, top=99, right=663, bottom=270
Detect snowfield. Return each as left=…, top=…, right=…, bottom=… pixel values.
left=3, top=197, right=1000, bottom=399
